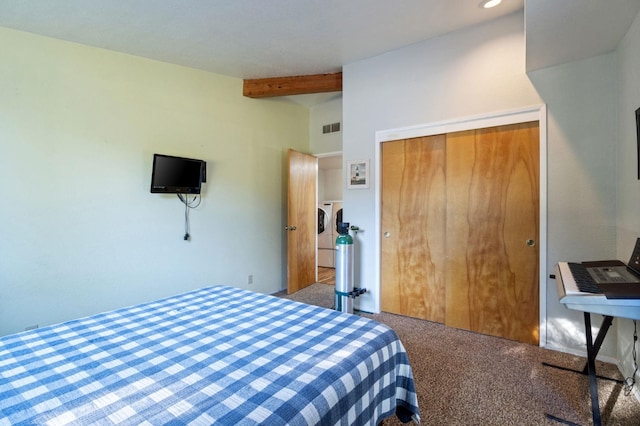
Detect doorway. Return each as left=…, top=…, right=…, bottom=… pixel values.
left=317, top=154, right=343, bottom=286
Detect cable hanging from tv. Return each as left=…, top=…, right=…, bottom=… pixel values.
left=178, top=193, right=201, bottom=241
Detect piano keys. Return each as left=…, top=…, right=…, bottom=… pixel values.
left=555, top=262, right=640, bottom=320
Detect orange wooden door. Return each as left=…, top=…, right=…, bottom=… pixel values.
left=380, top=135, right=447, bottom=322
left=287, top=149, right=317, bottom=294
left=445, top=122, right=539, bottom=345
left=379, top=122, right=539, bottom=345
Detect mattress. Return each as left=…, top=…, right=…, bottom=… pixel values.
left=0, top=285, right=420, bottom=425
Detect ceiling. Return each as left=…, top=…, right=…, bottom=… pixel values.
left=525, top=0, right=640, bottom=72
left=0, top=0, right=638, bottom=98
left=0, top=0, right=524, bottom=80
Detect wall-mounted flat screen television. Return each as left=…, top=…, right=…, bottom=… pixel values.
left=150, top=154, right=206, bottom=194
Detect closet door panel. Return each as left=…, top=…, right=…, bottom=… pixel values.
left=380, top=135, right=446, bottom=322
left=445, top=122, right=539, bottom=345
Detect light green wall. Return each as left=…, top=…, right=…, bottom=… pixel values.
left=0, top=27, right=309, bottom=336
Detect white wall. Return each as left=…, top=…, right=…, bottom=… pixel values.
left=343, top=11, right=621, bottom=357
left=616, top=9, right=640, bottom=391
left=0, top=27, right=309, bottom=336
left=528, top=53, right=618, bottom=356
left=311, top=95, right=344, bottom=204
left=319, top=168, right=343, bottom=202
left=343, top=11, right=538, bottom=313
left=310, top=95, right=343, bottom=155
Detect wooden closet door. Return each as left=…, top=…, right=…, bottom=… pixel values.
left=380, top=135, right=446, bottom=322
left=445, top=122, right=539, bottom=345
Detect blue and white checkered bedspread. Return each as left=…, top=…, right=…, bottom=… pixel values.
left=0, top=286, right=420, bottom=425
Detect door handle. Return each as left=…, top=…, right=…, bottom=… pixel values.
left=526, top=239, right=535, bottom=247
left=284, top=226, right=297, bottom=231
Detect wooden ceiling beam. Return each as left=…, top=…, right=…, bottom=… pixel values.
left=243, top=72, right=342, bottom=98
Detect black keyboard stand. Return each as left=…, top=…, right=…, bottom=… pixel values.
left=543, top=313, right=623, bottom=426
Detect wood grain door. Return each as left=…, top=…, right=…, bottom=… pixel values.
left=379, top=122, right=539, bottom=345
left=287, top=149, right=317, bottom=294
left=446, top=122, right=539, bottom=345
left=381, top=135, right=446, bottom=322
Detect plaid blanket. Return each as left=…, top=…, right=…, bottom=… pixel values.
left=0, top=285, right=420, bottom=425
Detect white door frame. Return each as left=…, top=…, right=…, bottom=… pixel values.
left=315, top=151, right=343, bottom=277
left=374, top=105, right=548, bottom=346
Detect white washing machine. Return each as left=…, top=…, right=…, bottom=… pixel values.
left=317, top=202, right=334, bottom=268
left=333, top=202, right=343, bottom=235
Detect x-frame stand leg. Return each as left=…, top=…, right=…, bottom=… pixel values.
left=584, top=312, right=606, bottom=426
left=544, top=314, right=621, bottom=426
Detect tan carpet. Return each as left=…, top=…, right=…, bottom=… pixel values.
left=276, top=283, right=640, bottom=425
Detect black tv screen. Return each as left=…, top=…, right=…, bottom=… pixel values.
left=150, top=154, right=206, bottom=194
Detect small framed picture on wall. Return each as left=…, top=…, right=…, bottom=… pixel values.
left=347, top=160, right=369, bottom=189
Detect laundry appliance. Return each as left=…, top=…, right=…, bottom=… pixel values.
left=317, top=202, right=334, bottom=268
left=333, top=202, right=343, bottom=235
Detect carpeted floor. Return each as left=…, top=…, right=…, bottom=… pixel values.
left=275, top=283, right=640, bottom=425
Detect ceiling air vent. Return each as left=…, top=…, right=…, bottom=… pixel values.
left=322, top=122, right=341, bottom=134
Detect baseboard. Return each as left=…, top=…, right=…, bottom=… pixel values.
left=544, top=343, right=619, bottom=365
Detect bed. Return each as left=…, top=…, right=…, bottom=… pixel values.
left=0, top=285, right=420, bottom=425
